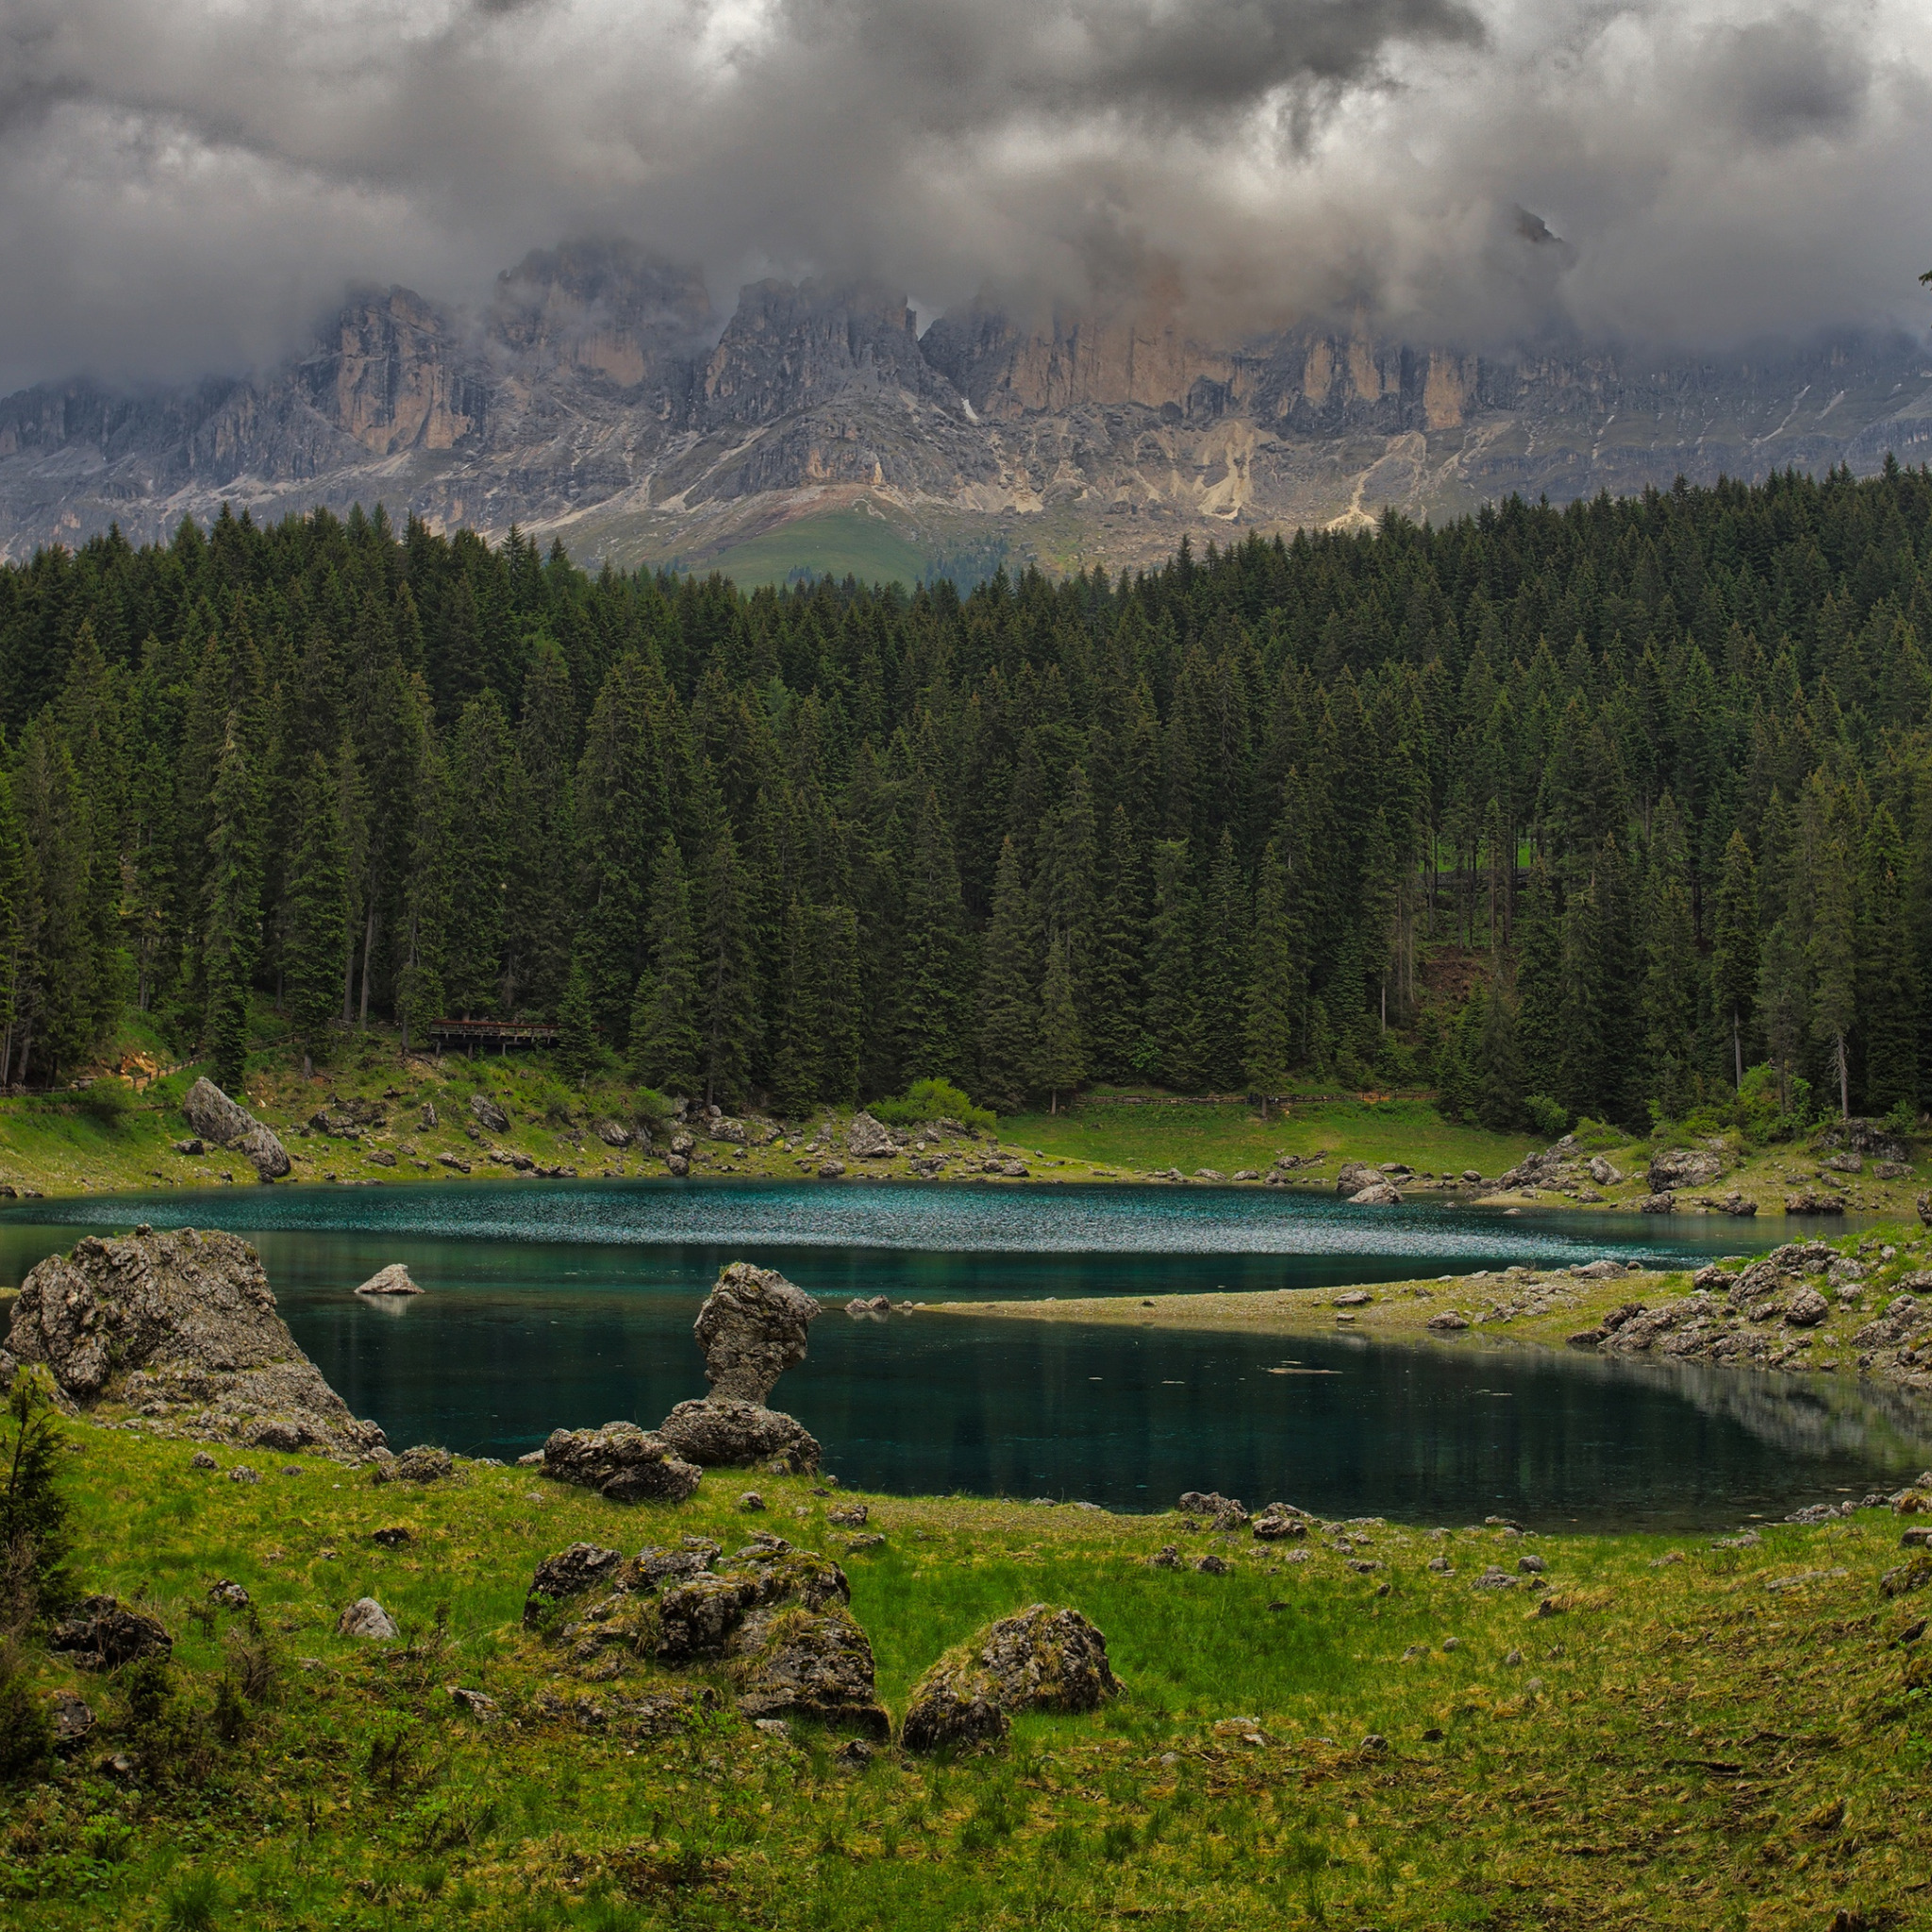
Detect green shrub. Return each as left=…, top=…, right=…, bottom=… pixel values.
left=1524, top=1093, right=1569, bottom=1140
left=873, top=1078, right=995, bottom=1132
left=0, top=1643, right=52, bottom=1779
left=0, top=1368, right=73, bottom=1615
left=159, top=1869, right=222, bottom=1932
left=1882, top=1097, right=1919, bottom=1140
left=72, top=1079, right=133, bottom=1128
left=629, top=1087, right=674, bottom=1127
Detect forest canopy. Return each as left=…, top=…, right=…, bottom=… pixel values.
left=0, top=462, right=1928, bottom=1135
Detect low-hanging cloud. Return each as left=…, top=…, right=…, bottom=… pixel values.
left=1, top=0, right=1929, bottom=394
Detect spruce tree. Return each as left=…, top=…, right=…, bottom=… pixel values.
left=1513, top=859, right=1563, bottom=1099
left=1033, top=934, right=1087, bottom=1113
left=1757, top=920, right=1808, bottom=1116
left=974, top=836, right=1039, bottom=1112
left=896, top=787, right=970, bottom=1085
left=1709, top=827, right=1758, bottom=1088
left=282, top=750, right=351, bottom=1074
left=1641, top=798, right=1697, bottom=1119
left=1088, top=808, right=1147, bottom=1081
left=1242, top=839, right=1303, bottom=1107
left=201, top=719, right=259, bottom=1093
left=770, top=897, right=823, bottom=1117
left=630, top=835, right=701, bottom=1094
left=555, top=953, right=598, bottom=1088
left=697, top=825, right=759, bottom=1108
left=1858, top=805, right=1918, bottom=1115
left=1144, top=839, right=1203, bottom=1091
left=1198, top=829, right=1249, bottom=1090
left=1810, top=841, right=1858, bottom=1119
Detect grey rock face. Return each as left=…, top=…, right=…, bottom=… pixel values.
left=6, top=1227, right=386, bottom=1456
left=373, top=1444, right=453, bottom=1484
left=355, top=1263, right=422, bottom=1297
left=901, top=1604, right=1120, bottom=1754
left=732, top=1603, right=889, bottom=1738
left=539, top=1421, right=702, bottom=1502
left=48, top=1596, right=172, bottom=1670
left=1334, top=1161, right=1380, bottom=1195
left=592, top=1119, right=632, bottom=1148
left=1347, top=1182, right=1402, bottom=1206
left=655, top=1396, right=821, bottom=1474
left=1177, top=1491, right=1247, bottom=1528
left=1588, top=1156, right=1624, bottom=1186
left=182, top=1077, right=291, bottom=1181
left=694, top=1262, right=820, bottom=1404
left=470, top=1092, right=510, bottom=1133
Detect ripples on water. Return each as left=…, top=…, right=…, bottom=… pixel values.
left=0, top=1179, right=1913, bottom=1529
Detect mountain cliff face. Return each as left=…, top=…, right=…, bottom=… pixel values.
left=4, top=240, right=1929, bottom=572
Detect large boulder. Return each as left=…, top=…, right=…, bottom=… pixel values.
left=182, top=1077, right=290, bottom=1182
left=48, top=1596, right=172, bottom=1671
left=5, top=1227, right=386, bottom=1457
left=902, top=1604, right=1120, bottom=1753
left=523, top=1542, right=625, bottom=1625
left=1334, top=1161, right=1380, bottom=1196
left=655, top=1397, right=821, bottom=1474
left=694, top=1262, right=820, bottom=1405
left=539, top=1421, right=702, bottom=1502
left=655, top=1540, right=850, bottom=1661
left=1647, top=1149, right=1724, bottom=1192
left=470, top=1091, right=510, bottom=1134
left=733, top=1603, right=889, bottom=1738
left=846, top=1113, right=897, bottom=1159
left=355, top=1264, right=422, bottom=1298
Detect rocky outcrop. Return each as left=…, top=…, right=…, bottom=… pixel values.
left=182, top=1077, right=290, bottom=1181
left=523, top=1528, right=888, bottom=1736
left=48, top=1597, right=172, bottom=1671
left=539, top=1421, right=702, bottom=1502
left=1815, top=1120, right=1910, bottom=1164
left=655, top=1396, right=821, bottom=1474
left=4, top=1227, right=386, bottom=1457
left=901, top=1605, right=1120, bottom=1754
left=845, top=1113, right=897, bottom=1159
left=470, top=1092, right=510, bottom=1133
left=355, top=1264, right=422, bottom=1297
left=1333, top=1161, right=1380, bottom=1196
left=1177, top=1491, right=1247, bottom=1528
left=1648, top=1149, right=1724, bottom=1192
left=694, top=1262, right=819, bottom=1404
left=1346, top=1182, right=1402, bottom=1206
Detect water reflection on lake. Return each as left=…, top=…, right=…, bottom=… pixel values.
left=0, top=1178, right=1911, bottom=1529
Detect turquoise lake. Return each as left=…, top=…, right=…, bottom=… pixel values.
left=1, top=1179, right=1919, bottom=1529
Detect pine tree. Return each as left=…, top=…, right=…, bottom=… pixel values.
left=1709, top=828, right=1758, bottom=1088
left=555, top=953, right=598, bottom=1088
left=770, top=897, right=823, bottom=1117
left=630, top=835, right=701, bottom=1094
left=1641, top=798, right=1697, bottom=1119
left=896, top=787, right=970, bottom=1085
left=1757, top=920, right=1808, bottom=1116
left=1513, top=859, right=1563, bottom=1099
left=697, top=825, right=759, bottom=1108
left=974, top=837, right=1039, bottom=1112
left=442, top=694, right=514, bottom=1017
left=282, top=750, right=351, bottom=1074
left=1472, top=974, right=1525, bottom=1131
left=1145, top=839, right=1204, bottom=1090
left=1858, top=805, right=1918, bottom=1116
left=1242, top=838, right=1304, bottom=1106
left=1033, top=934, right=1087, bottom=1112
left=201, top=719, right=259, bottom=1092
left=0, top=768, right=25, bottom=1088
left=1088, top=808, right=1147, bottom=1081
left=1810, top=840, right=1857, bottom=1119
left=1198, top=829, right=1248, bottom=1090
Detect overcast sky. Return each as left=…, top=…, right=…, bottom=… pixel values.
left=3, top=0, right=1930, bottom=392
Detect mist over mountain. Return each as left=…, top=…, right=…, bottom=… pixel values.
left=3, top=240, right=1930, bottom=575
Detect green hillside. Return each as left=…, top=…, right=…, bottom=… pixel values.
left=704, top=506, right=933, bottom=589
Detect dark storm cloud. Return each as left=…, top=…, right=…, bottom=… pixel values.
left=0, top=0, right=1926, bottom=394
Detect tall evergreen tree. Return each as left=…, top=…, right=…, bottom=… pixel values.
left=1810, top=840, right=1858, bottom=1119
left=697, top=825, right=759, bottom=1108
left=1088, top=808, right=1147, bottom=1082
left=1242, top=839, right=1303, bottom=1106
left=1709, top=827, right=1758, bottom=1089
left=629, top=835, right=701, bottom=1094
left=896, top=787, right=970, bottom=1085
left=1513, top=859, right=1563, bottom=1099
left=1145, top=839, right=1203, bottom=1091
left=1034, top=934, right=1086, bottom=1112
left=1858, top=804, right=1918, bottom=1115
left=974, top=836, right=1039, bottom=1112
left=201, top=719, right=259, bottom=1092
left=282, top=750, right=351, bottom=1074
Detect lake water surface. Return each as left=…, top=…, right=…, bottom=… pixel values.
left=2, top=1179, right=1919, bottom=1530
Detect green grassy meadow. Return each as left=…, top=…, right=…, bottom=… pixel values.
left=5, top=1424, right=1932, bottom=1928
left=701, top=508, right=933, bottom=590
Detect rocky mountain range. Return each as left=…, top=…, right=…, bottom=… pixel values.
left=4, top=240, right=1931, bottom=576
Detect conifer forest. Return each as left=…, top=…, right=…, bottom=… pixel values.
left=0, top=462, right=1929, bottom=1136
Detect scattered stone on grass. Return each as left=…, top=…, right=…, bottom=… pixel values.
left=49, top=1597, right=173, bottom=1671
left=901, top=1604, right=1121, bottom=1754
left=337, top=1598, right=399, bottom=1641
left=540, top=1421, right=702, bottom=1503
